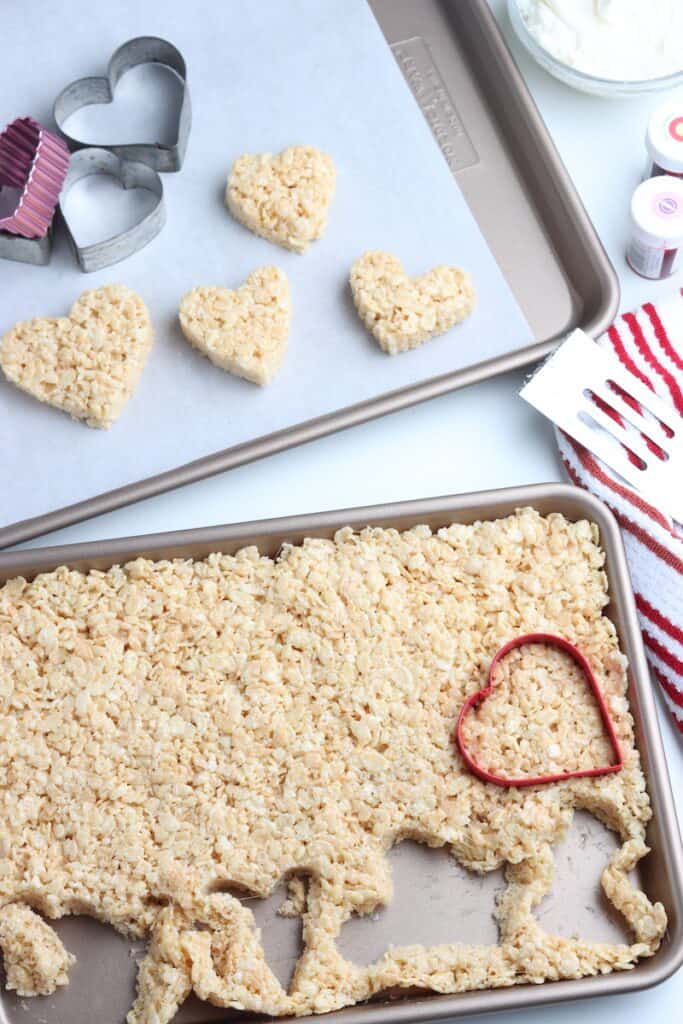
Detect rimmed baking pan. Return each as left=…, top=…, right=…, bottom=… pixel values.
left=0, top=0, right=619, bottom=550
left=0, top=482, right=680, bottom=1024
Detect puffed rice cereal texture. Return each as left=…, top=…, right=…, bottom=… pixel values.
left=350, top=250, right=475, bottom=355
left=179, top=266, right=290, bottom=386
left=0, top=285, right=153, bottom=429
left=226, top=145, right=336, bottom=253
left=0, top=509, right=666, bottom=1024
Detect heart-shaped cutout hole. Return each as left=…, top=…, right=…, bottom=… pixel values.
left=455, top=633, right=623, bottom=788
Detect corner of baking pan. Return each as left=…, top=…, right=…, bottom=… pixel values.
left=466, top=0, right=621, bottom=345
left=0, top=480, right=681, bottom=1009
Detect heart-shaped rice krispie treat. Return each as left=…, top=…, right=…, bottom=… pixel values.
left=349, top=250, right=476, bottom=355
left=0, top=285, right=153, bottom=429
left=226, top=145, right=336, bottom=253
left=179, top=266, right=290, bottom=386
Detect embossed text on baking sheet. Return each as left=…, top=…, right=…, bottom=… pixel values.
left=391, top=37, right=479, bottom=172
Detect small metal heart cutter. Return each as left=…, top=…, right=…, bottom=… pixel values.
left=59, top=148, right=165, bottom=273
left=0, top=117, right=70, bottom=266
left=54, top=36, right=191, bottom=172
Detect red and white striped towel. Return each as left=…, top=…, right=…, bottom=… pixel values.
left=556, top=290, right=683, bottom=735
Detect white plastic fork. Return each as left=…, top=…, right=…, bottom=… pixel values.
left=521, top=329, right=683, bottom=523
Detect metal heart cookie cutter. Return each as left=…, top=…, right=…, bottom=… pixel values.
left=59, top=148, right=165, bottom=272
left=0, top=116, right=70, bottom=265
left=53, top=36, right=191, bottom=172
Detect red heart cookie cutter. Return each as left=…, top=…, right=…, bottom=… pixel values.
left=455, top=633, right=624, bottom=788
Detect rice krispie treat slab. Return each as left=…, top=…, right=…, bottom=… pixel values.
left=226, top=145, right=336, bottom=253
left=0, top=285, right=153, bottom=429
left=179, top=267, right=291, bottom=386
left=0, top=509, right=666, bottom=1024
left=350, top=250, right=476, bottom=355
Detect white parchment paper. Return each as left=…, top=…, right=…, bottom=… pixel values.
left=0, top=0, right=532, bottom=531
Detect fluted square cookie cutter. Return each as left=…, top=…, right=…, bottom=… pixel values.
left=53, top=36, right=191, bottom=173
left=0, top=117, right=70, bottom=266
left=0, top=230, right=52, bottom=267
left=58, top=148, right=165, bottom=272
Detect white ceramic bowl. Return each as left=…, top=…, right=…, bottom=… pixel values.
left=507, top=0, right=683, bottom=99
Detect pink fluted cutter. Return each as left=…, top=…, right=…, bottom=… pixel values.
left=0, top=116, right=70, bottom=239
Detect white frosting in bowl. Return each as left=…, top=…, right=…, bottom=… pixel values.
left=516, top=0, right=682, bottom=82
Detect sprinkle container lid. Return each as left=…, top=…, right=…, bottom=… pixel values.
left=646, top=101, right=683, bottom=175
left=630, top=175, right=683, bottom=247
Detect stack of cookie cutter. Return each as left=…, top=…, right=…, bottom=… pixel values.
left=0, top=35, right=191, bottom=270
left=0, top=117, right=70, bottom=266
